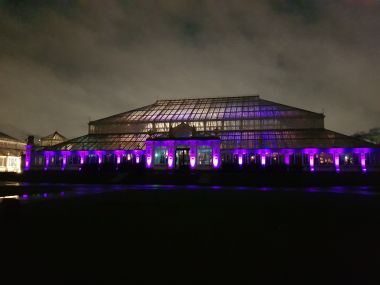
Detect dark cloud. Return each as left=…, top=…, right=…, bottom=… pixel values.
left=0, top=0, right=379, bottom=139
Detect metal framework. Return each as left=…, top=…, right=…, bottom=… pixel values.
left=27, top=95, right=379, bottom=172
left=89, top=95, right=324, bottom=134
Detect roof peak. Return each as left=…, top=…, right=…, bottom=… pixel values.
left=0, top=131, right=22, bottom=142
left=155, top=94, right=260, bottom=103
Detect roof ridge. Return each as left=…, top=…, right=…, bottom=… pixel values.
left=156, top=94, right=260, bottom=103
left=0, top=131, right=22, bottom=142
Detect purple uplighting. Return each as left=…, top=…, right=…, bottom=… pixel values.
left=361, top=153, right=367, bottom=172
left=213, top=155, right=219, bottom=168
left=309, top=154, right=315, bottom=172
left=146, top=156, right=152, bottom=168
left=238, top=154, right=243, bottom=166
left=168, top=155, right=174, bottom=168
left=261, top=155, right=266, bottom=166
left=29, top=142, right=375, bottom=173
left=190, top=156, right=196, bottom=168
left=25, top=144, right=32, bottom=171
left=334, top=153, right=340, bottom=173
left=284, top=154, right=290, bottom=165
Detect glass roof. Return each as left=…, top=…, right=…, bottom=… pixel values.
left=40, top=134, right=148, bottom=151
left=91, top=95, right=323, bottom=124
left=220, top=129, right=374, bottom=149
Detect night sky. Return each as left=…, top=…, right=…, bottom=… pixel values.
left=0, top=0, right=379, bottom=140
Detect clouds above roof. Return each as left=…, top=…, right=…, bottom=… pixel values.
left=0, top=0, right=379, bottom=138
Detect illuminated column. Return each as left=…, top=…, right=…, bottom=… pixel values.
left=238, top=153, right=243, bottom=166
left=260, top=154, right=266, bottom=167
left=167, top=141, right=175, bottom=169
left=284, top=153, right=290, bottom=166
left=61, top=151, right=69, bottom=171
left=44, top=152, right=50, bottom=171
left=96, top=151, right=103, bottom=164
left=334, top=153, right=340, bottom=173
left=25, top=144, right=32, bottom=171
left=361, top=153, right=367, bottom=172
left=189, top=143, right=196, bottom=169
left=114, top=151, right=122, bottom=165
left=145, top=141, right=153, bottom=168
left=212, top=141, right=221, bottom=169
left=79, top=151, right=86, bottom=165
left=135, top=153, right=140, bottom=164
left=309, top=153, right=315, bottom=172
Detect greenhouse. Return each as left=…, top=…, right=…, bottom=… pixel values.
left=26, top=95, right=379, bottom=172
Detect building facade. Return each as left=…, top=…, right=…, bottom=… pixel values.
left=0, top=132, right=25, bottom=173
left=26, top=95, right=379, bottom=172
left=39, top=131, right=67, bottom=147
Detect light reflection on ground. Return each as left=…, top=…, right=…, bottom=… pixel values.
left=0, top=182, right=378, bottom=204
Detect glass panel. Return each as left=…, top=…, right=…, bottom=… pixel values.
left=197, top=146, right=212, bottom=166
left=154, top=146, right=168, bottom=166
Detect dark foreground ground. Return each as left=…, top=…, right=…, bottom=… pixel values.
left=1, top=167, right=380, bottom=187
left=1, top=183, right=380, bottom=284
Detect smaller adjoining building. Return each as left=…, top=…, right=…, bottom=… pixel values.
left=146, top=122, right=220, bottom=170
left=0, top=132, right=26, bottom=173
left=39, top=131, right=67, bottom=147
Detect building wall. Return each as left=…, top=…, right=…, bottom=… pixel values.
left=0, top=139, right=25, bottom=173
left=0, top=155, right=22, bottom=173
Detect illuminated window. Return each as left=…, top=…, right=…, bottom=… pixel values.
left=154, top=146, right=168, bottom=166
left=197, top=146, right=212, bottom=166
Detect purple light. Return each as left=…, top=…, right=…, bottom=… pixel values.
left=43, top=193, right=48, bottom=198
left=145, top=142, right=153, bottom=168
left=136, top=155, right=140, bottom=164
left=261, top=155, right=266, bottom=166
left=167, top=143, right=175, bottom=169
left=79, top=151, right=86, bottom=165
left=61, top=152, right=68, bottom=171
left=168, top=155, right=174, bottom=168
left=25, top=145, right=32, bottom=171
left=45, top=155, right=49, bottom=170
left=334, top=153, right=340, bottom=173
left=116, top=155, right=121, bottom=164
left=212, top=142, right=221, bottom=169
left=146, top=156, right=152, bottom=168
left=213, top=155, right=219, bottom=168
left=95, top=151, right=103, bottom=164
left=361, top=153, right=367, bottom=172
left=309, top=154, right=314, bottom=172
left=22, top=194, right=28, bottom=199
left=190, top=156, right=196, bottom=168
left=284, top=154, right=290, bottom=165
left=238, top=154, right=243, bottom=166
left=189, top=144, right=196, bottom=169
